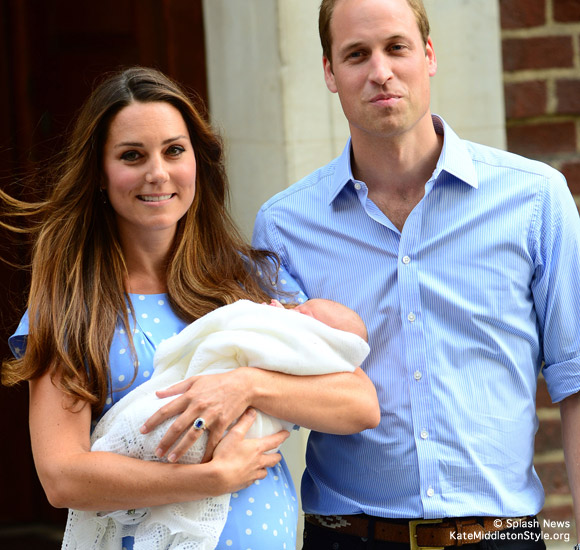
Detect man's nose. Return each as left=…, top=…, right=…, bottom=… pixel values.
left=368, top=53, right=393, bottom=86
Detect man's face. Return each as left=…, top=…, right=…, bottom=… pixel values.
left=323, top=0, right=437, bottom=142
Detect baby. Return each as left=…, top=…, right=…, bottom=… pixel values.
left=62, top=298, right=369, bottom=550
left=280, top=298, right=368, bottom=341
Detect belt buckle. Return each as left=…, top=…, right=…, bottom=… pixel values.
left=409, top=519, right=444, bottom=550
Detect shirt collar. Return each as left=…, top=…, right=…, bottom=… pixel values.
left=431, top=115, right=479, bottom=190
left=327, top=138, right=355, bottom=205
left=327, top=114, right=479, bottom=205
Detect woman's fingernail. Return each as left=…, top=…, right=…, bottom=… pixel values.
left=140, top=425, right=148, bottom=434
left=155, top=448, right=164, bottom=458
left=168, top=453, right=177, bottom=463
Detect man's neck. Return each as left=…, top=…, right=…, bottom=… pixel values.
left=350, top=115, right=443, bottom=195
left=349, top=116, right=443, bottom=231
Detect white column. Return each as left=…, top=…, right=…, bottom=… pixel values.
left=426, top=0, right=506, bottom=148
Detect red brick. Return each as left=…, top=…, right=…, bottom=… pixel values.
left=535, top=461, right=570, bottom=494
left=536, top=376, right=556, bottom=408
left=562, top=161, right=580, bottom=195
left=534, top=418, right=562, bottom=453
left=502, top=36, right=574, bottom=71
left=500, top=0, right=546, bottom=29
left=557, top=79, right=580, bottom=114
left=554, top=0, right=580, bottom=22
left=504, top=80, right=547, bottom=119
left=538, top=505, right=575, bottom=523
left=537, top=509, right=575, bottom=541
left=506, top=121, right=577, bottom=158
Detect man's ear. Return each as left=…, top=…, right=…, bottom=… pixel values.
left=426, top=37, right=437, bottom=77
left=323, top=55, right=338, bottom=93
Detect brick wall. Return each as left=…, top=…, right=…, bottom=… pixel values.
left=501, top=0, right=580, bottom=194
left=500, top=0, right=580, bottom=537
left=534, top=378, right=574, bottom=538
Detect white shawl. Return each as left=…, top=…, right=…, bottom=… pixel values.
left=61, top=300, right=369, bottom=550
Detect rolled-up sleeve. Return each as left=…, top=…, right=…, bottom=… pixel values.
left=532, top=173, right=580, bottom=402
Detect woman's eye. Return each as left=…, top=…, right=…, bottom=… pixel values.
left=166, top=145, right=185, bottom=156
left=120, top=150, right=141, bottom=162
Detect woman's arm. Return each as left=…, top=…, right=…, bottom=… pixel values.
left=143, top=366, right=380, bottom=463
left=29, top=370, right=288, bottom=511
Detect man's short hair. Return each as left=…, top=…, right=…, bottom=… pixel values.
left=319, top=0, right=431, bottom=64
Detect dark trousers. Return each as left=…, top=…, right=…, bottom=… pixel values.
left=302, top=520, right=547, bottom=550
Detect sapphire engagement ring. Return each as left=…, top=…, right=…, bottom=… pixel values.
left=193, top=417, right=207, bottom=430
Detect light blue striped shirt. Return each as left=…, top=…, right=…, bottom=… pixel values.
left=252, top=116, right=580, bottom=518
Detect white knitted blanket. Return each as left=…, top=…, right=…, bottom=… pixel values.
left=61, top=300, right=369, bottom=550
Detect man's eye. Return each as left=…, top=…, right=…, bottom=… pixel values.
left=120, top=151, right=140, bottom=161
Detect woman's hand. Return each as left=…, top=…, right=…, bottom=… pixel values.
left=140, top=369, right=254, bottom=463
left=209, top=408, right=289, bottom=494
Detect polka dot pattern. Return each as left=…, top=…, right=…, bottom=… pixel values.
left=273, top=267, right=307, bottom=306
left=103, top=293, right=187, bottom=417
left=216, top=461, right=297, bottom=549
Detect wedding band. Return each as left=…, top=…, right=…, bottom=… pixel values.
left=193, top=417, right=207, bottom=430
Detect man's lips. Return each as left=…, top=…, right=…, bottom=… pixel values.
left=369, top=93, right=401, bottom=105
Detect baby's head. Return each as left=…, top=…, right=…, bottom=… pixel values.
left=270, top=298, right=368, bottom=342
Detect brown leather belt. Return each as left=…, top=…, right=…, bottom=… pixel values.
left=305, top=514, right=536, bottom=549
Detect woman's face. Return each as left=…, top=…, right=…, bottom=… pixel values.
left=102, top=101, right=197, bottom=245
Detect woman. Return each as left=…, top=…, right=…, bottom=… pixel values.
left=1, top=67, right=380, bottom=549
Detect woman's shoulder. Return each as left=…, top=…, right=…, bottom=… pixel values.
left=269, top=264, right=308, bottom=305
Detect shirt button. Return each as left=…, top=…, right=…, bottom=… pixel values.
left=407, top=312, right=416, bottom=322
left=402, top=255, right=411, bottom=264
left=414, top=370, right=422, bottom=380
left=420, top=429, right=429, bottom=440
left=354, top=182, right=362, bottom=190
left=427, top=487, right=435, bottom=497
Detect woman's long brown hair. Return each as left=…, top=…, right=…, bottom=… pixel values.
left=1, top=67, right=280, bottom=416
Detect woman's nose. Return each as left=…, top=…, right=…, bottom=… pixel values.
left=145, top=156, right=168, bottom=184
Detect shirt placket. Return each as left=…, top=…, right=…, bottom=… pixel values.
left=397, top=196, right=443, bottom=517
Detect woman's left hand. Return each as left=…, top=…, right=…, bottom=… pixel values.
left=140, top=369, right=253, bottom=464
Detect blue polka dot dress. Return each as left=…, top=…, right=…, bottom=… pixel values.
left=9, top=268, right=307, bottom=550
left=106, top=293, right=299, bottom=550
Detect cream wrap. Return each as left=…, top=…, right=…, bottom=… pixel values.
left=61, top=299, right=370, bottom=550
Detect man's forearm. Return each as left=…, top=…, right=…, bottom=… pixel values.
left=560, top=391, right=580, bottom=542
left=245, top=366, right=381, bottom=435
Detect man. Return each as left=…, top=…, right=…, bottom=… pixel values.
left=252, top=0, right=580, bottom=549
